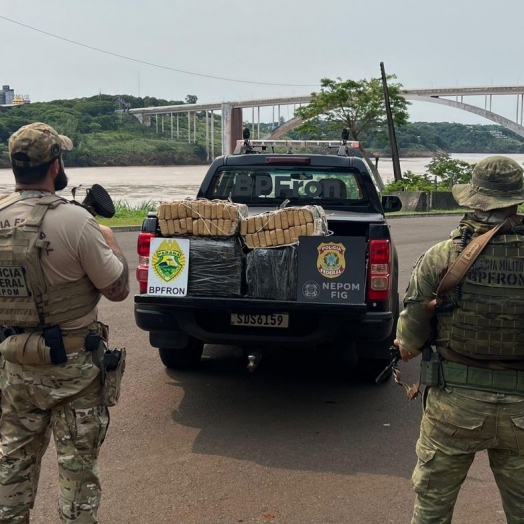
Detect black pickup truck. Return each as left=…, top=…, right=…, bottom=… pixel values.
left=134, top=139, right=402, bottom=378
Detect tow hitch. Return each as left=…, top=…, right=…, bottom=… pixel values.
left=247, top=350, right=263, bottom=372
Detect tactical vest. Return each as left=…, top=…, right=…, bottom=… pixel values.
left=438, top=230, right=524, bottom=360
left=0, top=192, right=101, bottom=328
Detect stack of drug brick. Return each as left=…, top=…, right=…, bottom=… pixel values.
left=240, top=205, right=328, bottom=248
left=157, top=200, right=248, bottom=237
left=243, top=205, right=328, bottom=300
left=155, top=199, right=248, bottom=297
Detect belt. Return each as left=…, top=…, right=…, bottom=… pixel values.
left=14, top=327, right=94, bottom=353
left=440, top=360, right=524, bottom=394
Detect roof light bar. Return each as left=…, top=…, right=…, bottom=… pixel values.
left=235, top=139, right=360, bottom=148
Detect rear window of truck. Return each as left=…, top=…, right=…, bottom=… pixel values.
left=209, top=167, right=366, bottom=207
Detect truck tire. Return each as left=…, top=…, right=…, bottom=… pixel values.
left=158, top=338, right=204, bottom=370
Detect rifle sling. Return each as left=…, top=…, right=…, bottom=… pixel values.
left=436, top=219, right=508, bottom=298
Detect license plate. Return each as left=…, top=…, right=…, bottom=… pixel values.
left=231, top=313, right=289, bottom=328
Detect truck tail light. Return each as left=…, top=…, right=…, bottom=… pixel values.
left=136, top=233, right=154, bottom=293
left=367, top=239, right=391, bottom=302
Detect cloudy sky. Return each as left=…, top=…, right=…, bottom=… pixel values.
left=1, top=0, right=523, bottom=125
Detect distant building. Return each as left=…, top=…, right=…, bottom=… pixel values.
left=0, top=85, right=30, bottom=106
left=0, top=85, right=14, bottom=105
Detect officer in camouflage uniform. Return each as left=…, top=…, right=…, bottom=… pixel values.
left=396, top=156, right=524, bottom=524
left=0, top=123, right=129, bottom=523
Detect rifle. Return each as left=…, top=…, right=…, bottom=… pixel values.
left=71, top=184, right=115, bottom=218
left=375, top=345, right=400, bottom=384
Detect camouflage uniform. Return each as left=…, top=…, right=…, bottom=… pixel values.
left=0, top=123, right=118, bottom=524
left=0, top=351, right=108, bottom=524
left=397, top=157, right=524, bottom=524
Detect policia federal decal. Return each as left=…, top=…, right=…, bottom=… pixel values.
left=297, top=236, right=366, bottom=304
left=317, top=243, right=346, bottom=279
left=0, top=266, right=29, bottom=296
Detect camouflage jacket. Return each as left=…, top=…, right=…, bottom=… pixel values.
left=396, top=239, right=451, bottom=355
left=396, top=213, right=524, bottom=354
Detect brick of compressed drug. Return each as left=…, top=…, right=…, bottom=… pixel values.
left=305, top=210, right=314, bottom=223
left=281, top=211, right=289, bottom=229
left=240, top=220, right=248, bottom=236
left=159, top=219, right=169, bottom=236
left=188, top=237, right=244, bottom=298
left=246, top=246, right=298, bottom=300
left=276, top=229, right=285, bottom=245
left=275, top=212, right=282, bottom=229
left=306, top=222, right=314, bottom=235
left=298, top=210, right=306, bottom=226
left=287, top=209, right=294, bottom=227
left=223, top=219, right=232, bottom=235
left=170, top=203, right=179, bottom=219
left=284, top=229, right=291, bottom=244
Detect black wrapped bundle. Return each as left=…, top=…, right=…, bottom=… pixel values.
left=246, top=246, right=298, bottom=300
left=187, top=237, right=245, bottom=297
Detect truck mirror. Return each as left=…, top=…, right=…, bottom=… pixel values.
left=381, top=195, right=402, bottom=213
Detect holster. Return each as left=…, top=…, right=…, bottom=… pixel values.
left=420, top=345, right=441, bottom=387
left=101, top=347, right=126, bottom=407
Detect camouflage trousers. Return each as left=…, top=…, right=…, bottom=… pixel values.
left=0, top=351, right=109, bottom=524
left=411, top=386, right=524, bottom=524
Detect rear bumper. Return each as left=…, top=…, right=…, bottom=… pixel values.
left=134, top=295, right=394, bottom=348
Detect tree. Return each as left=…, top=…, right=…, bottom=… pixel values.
left=295, top=76, right=410, bottom=191
left=425, top=154, right=475, bottom=189
left=384, top=171, right=434, bottom=192
left=185, top=95, right=198, bottom=104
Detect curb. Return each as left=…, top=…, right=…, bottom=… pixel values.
left=110, top=213, right=466, bottom=231
left=111, top=226, right=142, bottom=232
left=385, top=212, right=465, bottom=219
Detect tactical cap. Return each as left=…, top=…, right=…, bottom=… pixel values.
left=451, top=156, right=524, bottom=211
left=8, top=122, right=73, bottom=168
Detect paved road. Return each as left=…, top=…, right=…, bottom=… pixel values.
left=30, top=216, right=507, bottom=524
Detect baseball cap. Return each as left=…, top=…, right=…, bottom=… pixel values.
left=8, top=122, right=73, bottom=168
left=451, top=156, right=524, bottom=211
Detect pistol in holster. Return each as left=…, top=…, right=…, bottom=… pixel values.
left=420, top=344, right=441, bottom=387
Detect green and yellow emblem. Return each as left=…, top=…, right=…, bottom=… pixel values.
left=152, top=239, right=186, bottom=283
left=317, top=242, right=346, bottom=279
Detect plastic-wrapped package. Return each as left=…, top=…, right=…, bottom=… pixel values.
left=246, top=246, right=297, bottom=300
left=158, top=199, right=248, bottom=237
left=187, top=237, right=245, bottom=297
left=240, top=205, right=328, bottom=248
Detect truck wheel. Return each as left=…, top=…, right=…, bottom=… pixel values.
left=158, top=338, right=204, bottom=370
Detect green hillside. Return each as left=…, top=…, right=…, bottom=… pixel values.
left=2, top=94, right=524, bottom=168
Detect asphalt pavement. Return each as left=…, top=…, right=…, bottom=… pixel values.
left=29, top=215, right=507, bottom=524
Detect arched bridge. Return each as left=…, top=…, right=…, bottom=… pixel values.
left=128, top=85, right=524, bottom=157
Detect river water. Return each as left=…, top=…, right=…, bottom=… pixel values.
left=1, top=153, right=523, bottom=206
